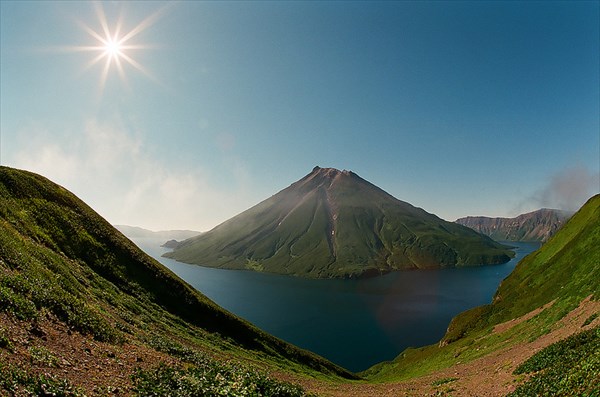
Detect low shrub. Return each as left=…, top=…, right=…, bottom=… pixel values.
left=583, top=312, right=598, bottom=327
left=0, top=284, right=37, bottom=320
left=132, top=361, right=313, bottom=397
left=0, top=269, right=121, bottom=343
left=508, top=326, right=600, bottom=396
left=0, top=363, right=85, bottom=397
left=28, top=345, right=60, bottom=367
left=0, top=326, right=13, bottom=351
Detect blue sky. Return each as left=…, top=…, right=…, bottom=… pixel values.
left=1, top=1, right=599, bottom=230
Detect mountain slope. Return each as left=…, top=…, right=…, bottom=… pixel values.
left=455, top=208, right=572, bottom=242
left=166, top=166, right=513, bottom=278
left=362, top=194, right=600, bottom=395
left=0, top=166, right=353, bottom=395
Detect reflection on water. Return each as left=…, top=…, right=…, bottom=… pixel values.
left=132, top=237, right=540, bottom=372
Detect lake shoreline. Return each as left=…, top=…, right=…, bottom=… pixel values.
left=132, top=237, right=540, bottom=372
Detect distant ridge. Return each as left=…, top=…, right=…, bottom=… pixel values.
left=114, top=224, right=202, bottom=242
left=165, top=166, right=513, bottom=278
left=455, top=208, right=572, bottom=242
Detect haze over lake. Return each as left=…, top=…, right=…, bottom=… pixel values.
left=133, top=237, right=539, bottom=372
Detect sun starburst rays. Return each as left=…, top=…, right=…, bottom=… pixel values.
left=55, top=2, right=171, bottom=94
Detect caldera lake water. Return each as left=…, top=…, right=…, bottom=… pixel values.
left=131, top=238, right=540, bottom=372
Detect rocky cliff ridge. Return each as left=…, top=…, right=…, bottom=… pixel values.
left=455, top=208, right=572, bottom=242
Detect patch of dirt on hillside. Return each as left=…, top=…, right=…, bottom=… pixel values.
left=281, top=295, right=600, bottom=397
left=0, top=312, right=178, bottom=395
left=492, top=299, right=556, bottom=335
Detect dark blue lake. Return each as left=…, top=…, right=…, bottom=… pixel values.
left=131, top=238, right=540, bottom=372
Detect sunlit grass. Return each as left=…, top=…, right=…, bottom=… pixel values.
left=364, top=195, right=600, bottom=384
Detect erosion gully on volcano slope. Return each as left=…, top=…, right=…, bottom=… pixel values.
left=165, top=166, right=514, bottom=278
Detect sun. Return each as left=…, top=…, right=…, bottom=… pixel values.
left=104, top=37, right=123, bottom=59
left=65, top=2, right=171, bottom=92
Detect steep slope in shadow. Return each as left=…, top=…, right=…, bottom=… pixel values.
left=0, top=166, right=354, bottom=383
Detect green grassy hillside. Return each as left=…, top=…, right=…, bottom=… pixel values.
left=364, top=194, right=600, bottom=394
left=0, top=166, right=354, bottom=396
left=166, top=167, right=513, bottom=278
left=443, top=194, right=599, bottom=344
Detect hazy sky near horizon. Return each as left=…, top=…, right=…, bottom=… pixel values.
left=1, top=1, right=599, bottom=231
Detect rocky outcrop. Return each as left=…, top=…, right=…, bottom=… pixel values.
left=161, top=239, right=180, bottom=249
left=455, top=209, right=572, bottom=242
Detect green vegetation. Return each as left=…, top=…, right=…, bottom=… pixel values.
left=364, top=194, right=600, bottom=385
left=167, top=166, right=513, bottom=278
left=0, top=166, right=353, bottom=395
left=584, top=313, right=599, bottom=327
left=430, top=376, right=458, bottom=395
left=132, top=361, right=313, bottom=397
left=0, top=363, right=85, bottom=397
left=0, top=326, right=13, bottom=351
left=29, top=345, right=60, bottom=367
left=508, top=326, right=599, bottom=396
left=431, top=377, right=458, bottom=386
left=246, top=259, right=265, bottom=272
left=137, top=334, right=315, bottom=396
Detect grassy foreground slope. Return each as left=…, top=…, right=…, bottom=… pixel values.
left=167, top=167, right=513, bottom=278
left=0, top=166, right=353, bottom=396
left=364, top=194, right=600, bottom=394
